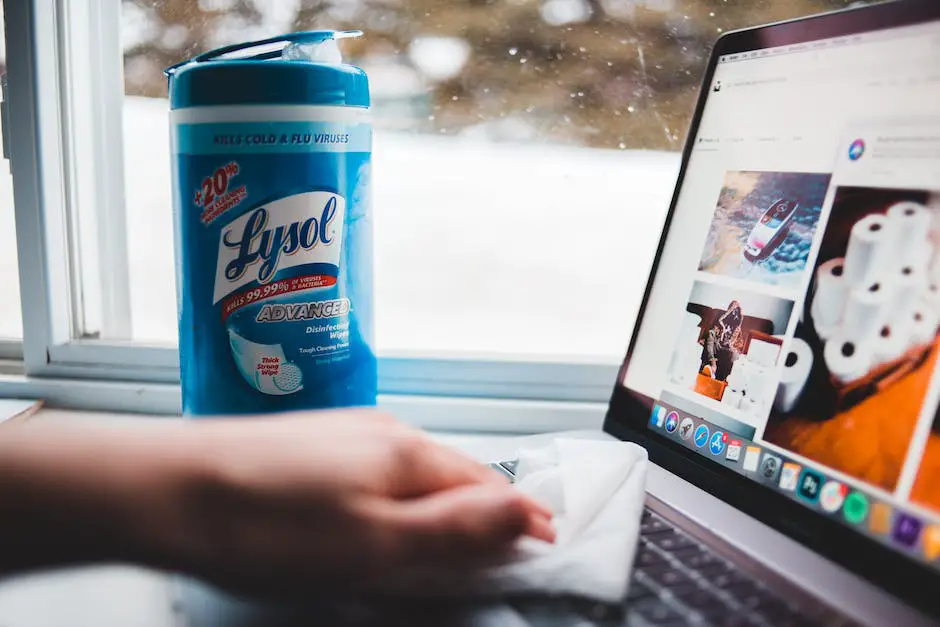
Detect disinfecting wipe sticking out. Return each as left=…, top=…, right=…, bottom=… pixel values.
left=166, top=31, right=376, bottom=415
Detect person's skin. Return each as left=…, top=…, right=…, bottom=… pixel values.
left=0, top=410, right=555, bottom=597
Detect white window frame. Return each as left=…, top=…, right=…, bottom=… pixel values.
left=0, top=340, right=21, bottom=361
left=0, top=0, right=620, bottom=429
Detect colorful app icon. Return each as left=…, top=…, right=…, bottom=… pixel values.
left=665, top=411, right=679, bottom=433
left=678, top=417, right=695, bottom=440
left=797, top=469, right=823, bottom=503
left=742, top=446, right=761, bottom=472
left=709, top=431, right=725, bottom=456
left=725, top=439, right=742, bottom=462
left=758, top=453, right=781, bottom=482
left=694, top=425, right=710, bottom=448
left=848, top=138, right=865, bottom=161
left=819, top=480, right=848, bottom=513
left=869, top=503, right=892, bottom=535
left=650, top=405, right=666, bottom=428
left=779, top=463, right=801, bottom=491
left=842, top=491, right=869, bottom=525
left=923, top=525, right=940, bottom=561
left=892, top=513, right=923, bottom=548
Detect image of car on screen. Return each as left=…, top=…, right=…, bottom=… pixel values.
left=743, top=198, right=799, bottom=261
left=697, top=171, right=830, bottom=289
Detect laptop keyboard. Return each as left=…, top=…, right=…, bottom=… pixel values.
left=493, top=462, right=850, bottom=627
left=625, top=508, right=817, bottom=626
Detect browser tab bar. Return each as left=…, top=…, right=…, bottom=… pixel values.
left=716, top=21, right=937, bottom=65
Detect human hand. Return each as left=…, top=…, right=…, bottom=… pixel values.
left=167, top=410, right=555, bottom=597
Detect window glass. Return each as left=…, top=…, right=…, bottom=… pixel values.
left=119, top=0, right=853, bottom=357
left=0, top=1, right=22, bottom=340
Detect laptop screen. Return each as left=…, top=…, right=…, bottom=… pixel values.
left=620, top=17, right=940, bottom=573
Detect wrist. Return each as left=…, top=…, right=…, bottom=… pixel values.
left=0, top=421, right=216, bottom=575
left=112, top=423, right=224, bottom=574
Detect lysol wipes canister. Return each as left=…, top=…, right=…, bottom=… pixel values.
left=166, top=31, right=376, bottom=415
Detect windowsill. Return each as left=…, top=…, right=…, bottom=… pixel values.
left=0, top=373, right=607, bottom=434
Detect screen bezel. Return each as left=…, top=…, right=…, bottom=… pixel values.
left=606, top=0, right=940, bottom=616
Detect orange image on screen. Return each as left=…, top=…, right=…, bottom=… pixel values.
left=765, top=186, right=940, bottom=493
left=766, top=343, right=939, bottom=491
left=911, top=416, right=940, bottom=512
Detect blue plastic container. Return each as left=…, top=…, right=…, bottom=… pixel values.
left=166, top=31, right=376, bottom=415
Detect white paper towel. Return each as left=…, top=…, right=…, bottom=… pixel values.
left=842, top=281, right=890, bottom=344
left=811, top=257, right=849, bottom=331
left=842, top=213, right=894, bottom=287
left=824, top=334, right=873, bottom=384
left=477, top=438, right=648, bottom=603
left=887, top=202, right=931, bottom=269
left=774, top=338, right=813, bottom=413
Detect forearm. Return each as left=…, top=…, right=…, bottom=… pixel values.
left=0, top=421, right=205, bottom=577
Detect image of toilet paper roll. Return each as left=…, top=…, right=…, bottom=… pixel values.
left=774, top=338, right=813, bottom=413
left=885, top=263, right=927, bottom=325
left=872, top=322, right=914, bottom=366
left=887, top=202, right=931, bottom=268
left=911, top=306, right=940, bottom=346
left=928, top=251, right=940, bottom=284
left=911, top=239, right=934, bottom=272
left=924, top=282, right=940, bottom=313
left=745, top=368, right=773, bottom=405
left=842, top=213, right=894, bottom=287
left=824, top=335, right=873, bottom=384
left=741, top=396, right=763, bottom=419
left=721, top=387, right=744, bottom=409
left=814, top=320, right=839, bottom=342
left=842, top=281, right=891, bottom=344
left=811, top=257, right=848, bottom=330
left=726, top=358, right=750, bottom=390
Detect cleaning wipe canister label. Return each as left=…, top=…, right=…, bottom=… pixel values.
left=172, top=108, right=375, bottom=414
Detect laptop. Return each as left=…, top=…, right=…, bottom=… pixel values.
left=488, top=0, right=940, bottom=623
left=182, top=1, right=940, bottom=625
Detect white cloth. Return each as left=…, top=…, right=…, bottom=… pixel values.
left=478, top=437, right=648, bottom=603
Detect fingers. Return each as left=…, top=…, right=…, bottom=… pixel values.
left=525, top=510, right=557, bottom=544
left=368, top=484, right=556, bottom=571
left=517, top=492, right=554, bottom=520
left=383, top=431, right=507, bottom=498
left=262, top=411, right=504, bottom=498
left=381, top=427, right=557, bottom=521
left=230, top=411, right=510, bottom=499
